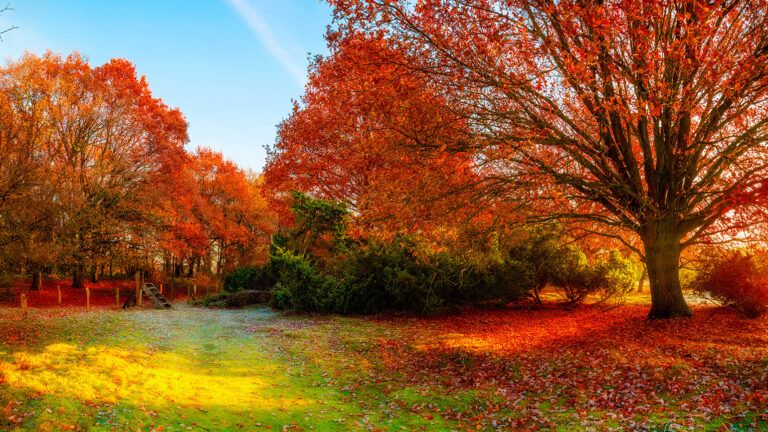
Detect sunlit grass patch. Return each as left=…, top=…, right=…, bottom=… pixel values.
left=0, top=307, right=362, bottom=431
left=1, top=343, right=300, bottom=409
left=1, top=304, right=767, bottom=430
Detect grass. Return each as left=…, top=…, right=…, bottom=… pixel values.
left=0, top=301, right=766, bottom=431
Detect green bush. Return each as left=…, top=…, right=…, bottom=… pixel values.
left=335, top=237, right=529, bottom=314
left=549, top=246, right=600, bottom=304
left=549, top=248, right=636, bottom=305
left=506, top=227, right=567, bottom=303
left=600, top=250, right=637, bottom=299
left=192, top=290, right=272, bottom=308
left=223, top=265, right=277, bottom=292
left=268, top=247, right=342, bottom=312
left=217, top=196, right=637, bottom=315
left=334, top=237, right=432, bottom=314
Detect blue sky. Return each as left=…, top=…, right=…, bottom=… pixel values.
left=0, top=0, right=332, bottom=171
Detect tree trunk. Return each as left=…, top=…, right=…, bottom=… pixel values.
left=642, top=221, right=691, bottom=319
left=30, top=270, right=42, bottom=291
left=90, top=265, right=99, bottom=283
left=72, top=265, right=84, bottom=289
left=637, top=265, right=647, bottom=293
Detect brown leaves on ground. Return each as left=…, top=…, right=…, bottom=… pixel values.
left=344, top=305, right=768, bottom=430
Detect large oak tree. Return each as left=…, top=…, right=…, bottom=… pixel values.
left=330, top=0, right=768, bottom=318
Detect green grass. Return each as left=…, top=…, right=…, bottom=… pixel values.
left=1, top=304, right=767, bottom=431
left=0, top=306, right=460, bottom=431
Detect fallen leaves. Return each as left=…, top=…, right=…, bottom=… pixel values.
left=0, top=304, right=767, bottom=430
left=323, top=305, right=768, bottom=430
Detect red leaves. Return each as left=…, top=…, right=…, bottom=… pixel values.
left=157, top=148, right=275, bottom=270
left=265, top=34, right=502, bottom=240
left=359, top=305, right=768, bottom=429
left=323, top=0, right=768, bottom=271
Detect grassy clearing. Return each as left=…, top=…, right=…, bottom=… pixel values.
left=0, top=303, right=766, bottom=431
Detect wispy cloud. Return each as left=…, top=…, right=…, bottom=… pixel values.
left=225, top=0, right=307, bottom=87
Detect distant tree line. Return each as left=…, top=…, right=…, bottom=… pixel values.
left=0, top=53, right=273, bottom=289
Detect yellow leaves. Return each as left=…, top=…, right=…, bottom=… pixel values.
left=0, top=343, right=310, bottom=410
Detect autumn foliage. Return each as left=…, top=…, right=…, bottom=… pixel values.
left=268, top=0, right=768, bottom=319
left=690, top=250, right=768, bottom=318
left=264, top=35, right=504, bottom=240
left=0, top=52, right=273, bottom=289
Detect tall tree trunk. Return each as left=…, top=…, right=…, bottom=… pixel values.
left=217, top=242, right=225, bottom=275
left=30, top=270, right=42, bottom=291
left=72, top=264, right=84, bottom=289
left=90, top=265, right=99, bottom=283
left=642, top=221, right=691, bottom=319
left=637, top=265, right=647, bottom=293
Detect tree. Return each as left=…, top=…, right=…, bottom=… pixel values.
left=158, top=148, right=274, bottom=276
left=330, top=0, right=768, bottom=318
left=265, top=35, right=508, bottom=241
left=190, top=149, right=274, bottom=273
left=0, top=54, right=58, bottom=286
left=0, top=52, right=188, bottom=286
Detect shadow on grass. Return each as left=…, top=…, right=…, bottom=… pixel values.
left=1, top=304, right=767, bottom=430
left=347, top=305, right=768, bottom=430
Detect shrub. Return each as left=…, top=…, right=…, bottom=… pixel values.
left=339, top=239, right=439, bottom=314
left=223, top=265, right=277, bottom=292
left=550, top=249, right=637, bottom=305
left=192, top=290, right=272, bottom=308
left=335, top=237, right=433, bottom=314
left=599, top=250, right=637, bottom=301
left=506, top=228, right=560, bottom=302
left=268, top=247, right=342, bottom=312
left=689, top=250, right=768, bottom=318
left=428, top=253, right=529, bottom=308
left=549, top=246, right=601, bottom=305
left=337, top=238, right=529, bottom=314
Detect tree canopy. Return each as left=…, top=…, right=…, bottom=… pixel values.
left=287, top=0, right=768, bottom=318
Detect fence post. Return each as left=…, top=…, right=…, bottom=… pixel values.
left=86, top=287, right=90, bottom=309
left=57, top=285, right=62, bottom=306
left=193, top=284, right=197, bottom=299
left=135, top=271, right=142, bottom=306
left=20, top=293, right=27, bottom=317
left=159, top=283, right=163, bottom=295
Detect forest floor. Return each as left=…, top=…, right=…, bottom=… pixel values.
left=0, top=299, right=766, bottom=431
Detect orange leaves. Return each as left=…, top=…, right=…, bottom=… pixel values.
left=0, top=51, right=275, bottom=276
left=326, top=0, right=768, bottom=256
left=264, top=34, right=497, bottom=240
left=0, top=52, right=193, bottom=276
left=156, top=148, right=275, bottom=270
